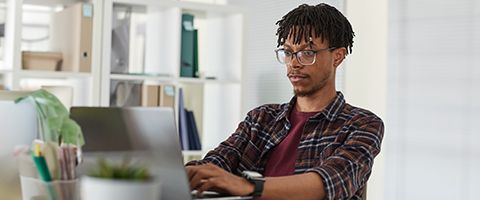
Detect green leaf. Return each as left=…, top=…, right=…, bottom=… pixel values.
left=15, top=89, right=84, bottom=146
left=88, top=158, right=151, bottom=181
left=61, top=119, right=85, bottom=146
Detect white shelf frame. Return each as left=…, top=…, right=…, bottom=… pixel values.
left=0, top=69, right=12, bottom=74
left=4, top=0, right=23, bottom=89
left=109, top=73, right=241, bottom=84
left=16, top=70, right=92, bottom=79
left=112, top=0, right=245, bottom=13
left=23, top=0, right=78, bottom=6
left=181, top=150, right=205, bottom=157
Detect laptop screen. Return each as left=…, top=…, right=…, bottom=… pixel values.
left=70, top=107, right=135, bottom=152
left=70, top=106, right=193, bottom=200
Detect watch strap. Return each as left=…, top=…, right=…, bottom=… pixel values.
left=242, top=171, right=265, bottom=197
left=250, top=178, right=265, bottom=197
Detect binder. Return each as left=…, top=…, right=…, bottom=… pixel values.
left=50, top=3, right=93, bottom=72
left=110, top=8, right=131, bottom=74
left=141, top=84, right=159, bottom=107
left=180, top=14, right=195, bottom=77
left=193, top=29, right=199, bottom=78
left=186, top=110, right=201, bottom=150
left=110, top=80, right=142, bottom=107
left=178, top=88, right=189, bottom=150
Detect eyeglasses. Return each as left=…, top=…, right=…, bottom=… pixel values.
left=274, top=47, right=336, bottom=65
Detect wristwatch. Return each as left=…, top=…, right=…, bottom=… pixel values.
left=241, top=170, right=265, bottom=197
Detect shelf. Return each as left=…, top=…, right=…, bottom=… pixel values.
left=110, top=73, right=241, bottom=84
left=110, top=73, right=175, bottom=82
left=173, top=0, right=244, bottom=13
left=17, top=70, right=92, bottom=79
left=23, top=0, right=78, bottom=6
left=182, top=150, right=205, bottom=157
left=112, top=0, right=244, bottom=14
left=178, top=77, right=241, bottom=85
left=0, top=69, right=12, bottom=74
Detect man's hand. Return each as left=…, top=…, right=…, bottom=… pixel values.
left=186, top=163, right=254, bottom=196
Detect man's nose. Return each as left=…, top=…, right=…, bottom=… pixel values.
left=288, top=54, right=303, bottom=69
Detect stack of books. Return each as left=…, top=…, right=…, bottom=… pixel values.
left=178, top=88, right=201, bottom=150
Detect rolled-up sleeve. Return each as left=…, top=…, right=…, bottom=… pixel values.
left=307, top=117, right=384, bottom=199
left=185, top=110, right=255, bottom=172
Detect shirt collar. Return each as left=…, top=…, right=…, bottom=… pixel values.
left=275, top=92, right=346, bottom=122
left=320, top=92, right=346, bottom=121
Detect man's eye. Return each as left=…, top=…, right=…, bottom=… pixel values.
left=284, top=51, right=293, bottom=56
left=302, top=50, right=316, bottom=56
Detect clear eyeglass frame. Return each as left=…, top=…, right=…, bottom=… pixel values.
left=274, top=47, right=336, bottom=65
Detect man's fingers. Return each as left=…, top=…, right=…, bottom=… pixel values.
left=187, top=163, right=221, bottom=181
left=190, top=173, right=205, bottom=190
left=185, top=166, right=197, bottom=181
left=189, top=166, right=220, bottom=190
left=187, top=163, right=229, bottom=192
left=196, top=179, right=214, bottom=196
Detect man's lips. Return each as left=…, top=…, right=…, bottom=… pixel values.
left=288, top=73, right=308, bottom=82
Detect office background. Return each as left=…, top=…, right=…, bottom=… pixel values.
left=0, top=0, right=478, bottom=199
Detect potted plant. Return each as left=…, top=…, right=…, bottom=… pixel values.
left=81, top=158, right=160, bottom=200
left=15, top=89, right=84, bottom=147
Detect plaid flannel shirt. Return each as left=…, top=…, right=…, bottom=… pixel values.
left=187, top=92, right=384, bottom=199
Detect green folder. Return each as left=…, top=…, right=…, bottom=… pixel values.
left=193, top=29, right=199, bottom=78
left=180, top=14, right=195, bottom=77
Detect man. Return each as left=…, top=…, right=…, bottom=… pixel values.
left=186, top=3, right=384, bottom=200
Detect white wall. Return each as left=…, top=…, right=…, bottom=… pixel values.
left=344, top=1, right=388, bottom=200
left=385, top=0, right=480, bottom=199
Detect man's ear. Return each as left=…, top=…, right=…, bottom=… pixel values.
left=333, top=47, right=347, bottom=67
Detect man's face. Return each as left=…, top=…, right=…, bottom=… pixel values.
left=283, top=36, right=345, bottom=97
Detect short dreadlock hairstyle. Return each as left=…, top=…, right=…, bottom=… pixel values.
left=275, top=3, right=355, bottom=54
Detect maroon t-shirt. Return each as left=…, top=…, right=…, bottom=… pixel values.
left=263, top=107, right=319, bottom=177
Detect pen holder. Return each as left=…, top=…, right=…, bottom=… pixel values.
left=20, top=176, right=79, bottom=200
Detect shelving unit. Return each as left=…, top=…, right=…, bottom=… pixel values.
left=1, top=0, right=245, bottom=157
left=2, top=0, right=103, bottom=106
left=100, top=0, right=244, bottom=154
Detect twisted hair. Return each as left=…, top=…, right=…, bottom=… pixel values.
left=275, top=3, right=355, bottom=54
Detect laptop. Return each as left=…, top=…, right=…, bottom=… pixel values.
left=0, top=96, right=38, bottom=199
left=70, top=107, right=251, bottom=200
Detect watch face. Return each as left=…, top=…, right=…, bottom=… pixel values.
left=243, top=171, right=263, bottom=178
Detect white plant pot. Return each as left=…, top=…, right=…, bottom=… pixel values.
left=81, top=176, right=160, bottom=200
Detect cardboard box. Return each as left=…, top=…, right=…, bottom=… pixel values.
left=21, top=51, right=62, bottom=71
left=140, top=84, right=176, bottom=107
left=141, top=84, right=159, bottom=107
left=159, top=85, right=175, bottom=108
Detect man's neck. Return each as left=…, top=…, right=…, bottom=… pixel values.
left=295, top=87, right=337, bottom=112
